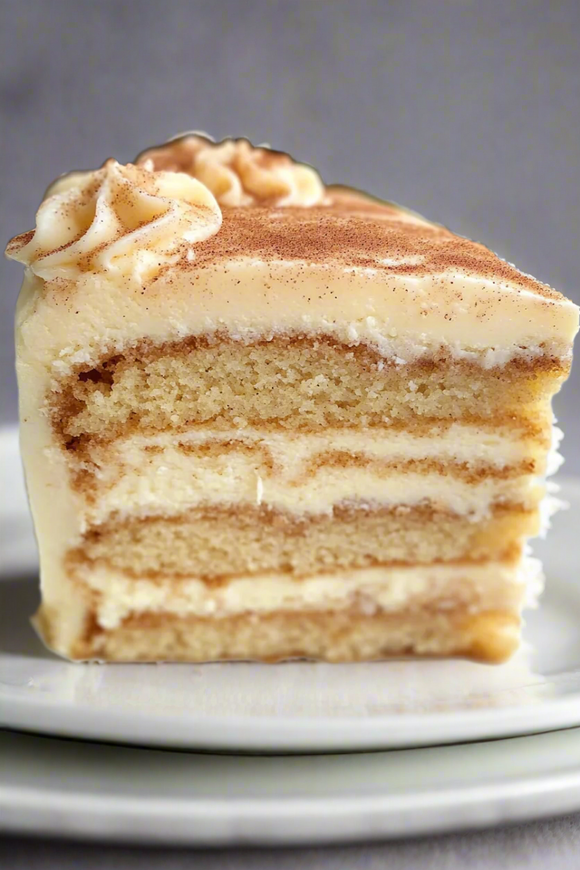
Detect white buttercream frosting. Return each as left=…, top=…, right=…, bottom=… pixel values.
left=137, top=134, right=326, bottom=207
left=7, top=142, right=578, bottom=372
left=6, top=160, right=222, bottom=281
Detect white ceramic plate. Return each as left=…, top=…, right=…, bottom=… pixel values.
left=2, top=424, right=580, bottom=752
left=4, top=727, right=580, bottom=844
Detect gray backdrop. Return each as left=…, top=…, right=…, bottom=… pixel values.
left=1, top=0, right=579, bottom=469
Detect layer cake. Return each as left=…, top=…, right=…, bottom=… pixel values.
left=6, top=134, right=579, bottom=662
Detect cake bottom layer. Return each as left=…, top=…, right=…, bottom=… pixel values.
left=39, top=555, right=538, bottom=662
left=38, top=607, right=521, bottom=664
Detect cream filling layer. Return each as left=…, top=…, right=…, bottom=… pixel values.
left=81, top=558, right=540, bottom=630
left=104, top=425, right=548, bottom=472
left=76, top=426, right=547, bottom=526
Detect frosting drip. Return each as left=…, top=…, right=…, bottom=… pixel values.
left=137, top=134, right=326, bottom=207
left=6, top=160, right=222, bottom=281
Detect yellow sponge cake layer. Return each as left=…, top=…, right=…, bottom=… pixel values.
left=55, top=338, right=567, bottom=442
left=48, top=609, right=523, bottom=665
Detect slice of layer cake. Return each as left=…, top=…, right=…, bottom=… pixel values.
left=6, top=134, right=578, bottom=662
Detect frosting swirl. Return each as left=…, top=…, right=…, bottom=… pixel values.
left=137, top=134, right=326, bottom=207
left=6, top=160, right=222, bottom=281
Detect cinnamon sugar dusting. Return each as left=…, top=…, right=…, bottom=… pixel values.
left=185, top=189, right=561, bottom=301
left=5, top=133, right=572, bottom=308
left=135, top=134, right=565, bottom=301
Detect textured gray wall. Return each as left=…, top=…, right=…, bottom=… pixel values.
left=1, top=0, right=579, bottom=468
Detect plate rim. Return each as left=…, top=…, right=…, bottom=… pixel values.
left=5, top=681, right=580, bottom=751
left=3, top=728, right=580, bottom=844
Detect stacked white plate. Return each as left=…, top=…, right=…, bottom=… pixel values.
left=2, top=425, right=580, bottom=846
